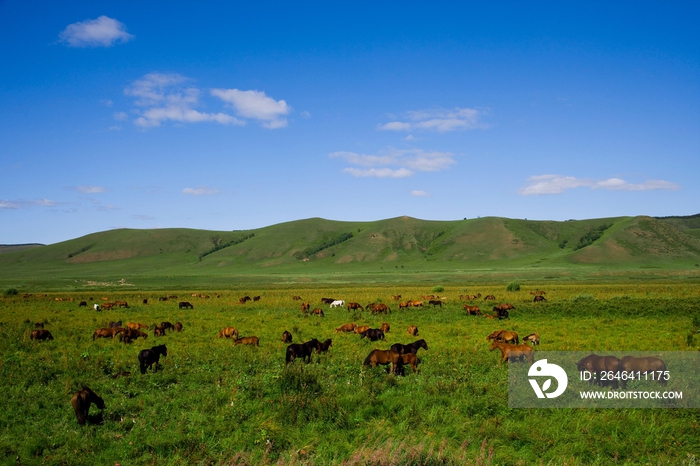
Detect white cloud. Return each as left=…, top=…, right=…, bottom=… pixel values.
left=518, top=174, right=681, bottom=196
left=0, top=199, right=59, bottom=210
left=182, top=187, right=220, bottom=196
left=74, top=186, right=106, bottom=194
left=411, top=190, right=429, bottom=196
left=379, top=107, right=486, bottom=133
left=331, top=148, right=456, bottom=178
left=211, top=88, right=290, bottom=128
left=113, top=111, right=128, bottom=121
left=124, top=73, right=243, bottom=128
left=59, top=16, right=134, bottom=48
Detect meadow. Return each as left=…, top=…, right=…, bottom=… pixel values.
left=1, top=282, right=699, bottom=465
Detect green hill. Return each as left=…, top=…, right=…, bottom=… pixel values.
left=1, top=215, right=699, bottom=288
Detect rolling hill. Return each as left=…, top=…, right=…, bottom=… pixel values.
left=1, top=215, right=699, bottom=288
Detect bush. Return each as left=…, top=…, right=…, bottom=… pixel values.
left=3, top=288, right=19, bottom=297
left=506, top=282, right=520, bottom=292
left=431, top=286, right=445, bottom=293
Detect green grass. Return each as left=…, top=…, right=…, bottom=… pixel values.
left=1, top=283, right=699, bottom=465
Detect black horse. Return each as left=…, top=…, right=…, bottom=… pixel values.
left=138, top=344, right=168, bottom=374
left=493, top=307, right=510, bottom=320
left=360, top=328, right=385, bottom=342
left=285, top=338, right=320, bottom=364
left=178, top=301, right=194, bottom=309
left=390, top=339, right=429, bottom=355
left=71, top=386, right=105, bottom=425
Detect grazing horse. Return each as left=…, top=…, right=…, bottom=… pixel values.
left=120, top=328, right=148, bottom=344
left=281, top=330, right=293, bottom=343
left=392, top=295, right=402, bottom=301
left=360, top=328, right=385, bottom=342
left=178, top=301, right=194, bottom=309
left=138, top=344, right=167, bottom=374
left=390, top=339, right=428, bottom=355
left=79, top=301, right=88, bottom=307
left=406, top=325, right=419, bottom=336
left=409, top=300, right=424, bottom=307
left=34, top=322, right=45, bottom=328
left=428, top=300, right=443, bottom=308
left=292, top=295, right=302, bottom=300
left=492, top=307, right=510, bottom=320
left=109, top=321, right=122, bottom=328
left=93, top=327, right=122, bottom=340
left=218, top=327, right=239, bottom=339
left=363, top=349, right=403, bottom=374
left=347, top=302, right=364, bottom=312
left=160, top=322, right=175, bottom=331
left=399, top=353, right=419, bottom=374
left=286, top=339, right=321, bottom=364
left=335, top=323, right=357, bottom=333
left=233, top=336, right=259, bottom=346
left=486, top=330, right=519, bottom=345
left=380, top=322, right=390, bottom=333
left=398, top=301, right=409, bottom=309
left=523, top=332, right=540, bottom=346
left=153, top=324, right=167, bottom=337
left=301, top=302, right=310, bottom=313
left=329, top=300, right=345, bottom=308
left=321, top=297, right=336, bottom=304
left=30, top=329, right=53, bottom=341
left=530, top=290, right=546, bottom=295
left=463, top=305, right=481, bottom=316
left=577, top=354, right=622, bottom=388
left=174, top=322, right=183, bottom=332
left=619, top=356, right=667, bottom=387
left=239, top=296, right=251, bottom=304
left=71, top=386, right=105, bottom=426
left=354, top=325, right=371, bottom=335
left=127, top=322, right=149, bottom=330
left=494, top=303, right=515, bottom=311
left=311, top=308, right=325, bottom=317
left=533, top=295, right=547, bottom=302
left=490, top=342, right=534, bottom=364
left=253, top=296, right=261, bottom=302
left=317, top=339, right=333, bottom=353
left=484, top=295, right=496, bottom=301
left=370, top=303, right=390, bottom=314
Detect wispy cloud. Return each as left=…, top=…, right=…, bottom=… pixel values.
left=0, top=199, right=59, bottom=210
left=59, top=16, right=134, bottom=48
left=378, top=107, right=487, bottom=133
left=518, top=175, right=681, bottom=196
left=182, top=187, right=220, bottom=196
left=70, top=186, right=106, bottom=194
left=411, top=190, right=430, bottom=196
left=132, top=214, right=156, bottom=220
left=125, top=73, right=242, bottom=128
left=330, top=148, right=456, bottom=178
left=211, top=88, right=291, bottom=128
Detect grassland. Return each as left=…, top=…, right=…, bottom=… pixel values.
left=1, top=282, right=699, bottom=465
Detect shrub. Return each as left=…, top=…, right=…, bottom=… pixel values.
left=3, top=288, right=19, bottom=297
left=506, top=282, right=520, bottom=292
left=431, top=286, right=445, bottom=293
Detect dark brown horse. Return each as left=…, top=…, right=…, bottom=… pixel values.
left=577, top=354, right=621, bottom=388
left=30, top=329, right=53, bottom=341
left=138, top=344, right=167, bottom=374
left=178, top=301, right=194, bottom=309
left=281, top=330, right=293, bottom=343
left=286, top=338, right=321, bottom=364
left=174, top=322, right=183, bottom=332
left=620, top=356, right=667, bottom=387
left=311, top=308, right=325, bottom=317
left=363, top=349, right=403, bottom=374
left=93, top=327, right=122, bottom=340
left=398, top=353, right=419, bottom=374
left=153, top=324, right=167, bottom=337
left=428, top=300, right=443, bottom=308
left=161, top=322, right=175, bottom=331
left=347, top=302, right=364, bottom=312
left=390, top=339, right=428, bottom=355
left=120, top=328, right=148, bottom=344
left=317, top=339, right=333, bottom=353
left=360, top=328, right=385, bottom=342
left=71, top=386, right=105, bottom=425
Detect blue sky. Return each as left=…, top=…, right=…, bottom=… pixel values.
left=1, top=1, right=698, bottom=245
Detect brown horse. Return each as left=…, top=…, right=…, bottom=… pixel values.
left=218, top=327, right=239, bottom=339
left=30, top=329, right=53, bottom=341
left=335, top=323, right=357, bottom=333
left=370, top=303, right=390, bottom=314
left=127, top=322, right=148, bottom=330
left=120, top=328, right=148, bottom=343
left=301, top=302, right=310, bottom=313
left=428, top=300, right=443, bottom=308
left=239, top=296, right=252, bottom=304
left=161, top=322, right=175, bottom=331
left=486, top=330, right=519, bottom=345
left=311, top=308, right=325, bottom=317
left=533, top=295, right=547, bottom=302
left=153, top=325, right=167, bottom=337
left=391, top=295, right=402, bottom=301
left=380, top=322, right=390, bottom=333
left=523, top=332, right=540, bottom=346
left=406, top=325, right=419, bottom=336
left=408, top=300, right=423, bottom=307
left=233, top=336, right=259, bottom=346
left=620, top=356, right=667, bottom=387
left=490, top=341, right=534, bottom=364
left=363, top=349, right=403, bottom=374
left=398, top=301, right=410, bottom=309
left=93, top=327, right=122, bottom=340
left=463, top=305, right=481, bottom=316
left=174, top=322, right=183, bottom=332
left=347, top=302, right=364, bottom=312
left=577, top=354, right=622, bottom=388
left=354, top=325, right=371, bottom=335
left=281, top=330, right=293, bottom=343
left=484, top=295, right=496, bottom=301
left=530, top=290, right=546, bottom=295
left=71, top=386, right=105, bottom=425
left=399, top=353, right=419, bottom=374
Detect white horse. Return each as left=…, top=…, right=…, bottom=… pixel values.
left=329, top=300, right=345, bottom=308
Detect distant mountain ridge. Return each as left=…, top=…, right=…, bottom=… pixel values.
left=1, top=215, right=699, bottom=282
